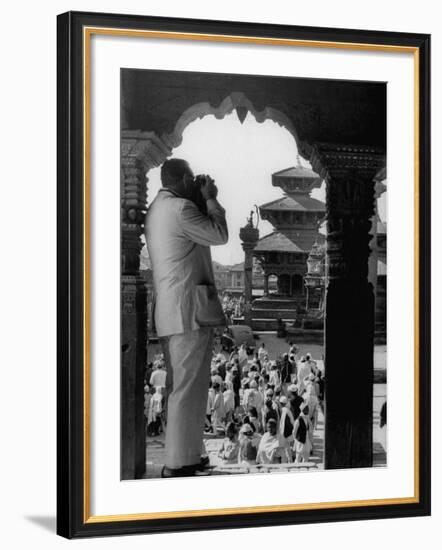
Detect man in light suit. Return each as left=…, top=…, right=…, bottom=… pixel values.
left=145, top=159, right=228, bottom=477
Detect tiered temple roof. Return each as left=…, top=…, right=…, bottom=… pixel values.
left=255, top=231, right=325, bottom=254
left=256, top=163, right=325, bottom=255
left=260, top=194, right=325, bottom=213
left=271, top=165, right=322, bottom=195
left=254, top=232, right=305, bottom=253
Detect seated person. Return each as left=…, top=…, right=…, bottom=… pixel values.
left=218, top=422, right=240, bottom=464
left=238, top=423, right=261, bottom=464
left=257, top=419, right=286, bottom=464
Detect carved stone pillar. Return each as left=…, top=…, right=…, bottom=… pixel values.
left=310, top=144, right=385, bottom=469
left=240, top=218, right=259, bottom=327
left=120, top=131, right=171, bottom=479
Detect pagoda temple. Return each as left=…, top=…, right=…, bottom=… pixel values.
left=251, top=164, right=325, bottom=330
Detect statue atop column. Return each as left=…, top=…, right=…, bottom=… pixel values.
left=239, top=211, right=259, bottom=326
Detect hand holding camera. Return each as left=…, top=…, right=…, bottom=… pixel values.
left=195, top=175, right=218, bottom=201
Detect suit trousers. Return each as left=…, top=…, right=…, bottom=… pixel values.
left=161, top=327, right=213, bottom=469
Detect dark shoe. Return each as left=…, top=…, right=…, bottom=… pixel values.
left=160, top=465, right=197, bottom=478
left=198, top=455, right=211, bottom=470
left=160, top=457, right=212, bottom=478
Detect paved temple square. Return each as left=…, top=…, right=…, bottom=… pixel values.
left=143, top=335, right=386, bottom=477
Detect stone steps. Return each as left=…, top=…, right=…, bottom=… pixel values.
left=251, top=308, right=297, bottom=319
left=252, top=298, right=301, bottom=310
left=252, top=319, right=289, bottom=331
left=211, top=462, right=318, bottom=474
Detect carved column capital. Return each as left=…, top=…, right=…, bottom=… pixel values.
left=121, top=130, right=172, bottom=171
left=309, top=143, right=386, bottom=184
left=308, top=143, right=385, bottom=281
left=120, top=131, right=172, bottom=276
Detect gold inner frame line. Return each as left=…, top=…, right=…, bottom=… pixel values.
left=82, top=26, right=420, bottom=524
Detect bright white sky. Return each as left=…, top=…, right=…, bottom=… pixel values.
left=145, top=112, right=386, bottom=265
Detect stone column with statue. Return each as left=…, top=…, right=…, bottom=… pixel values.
left=239, top=209, right=259, bottom=327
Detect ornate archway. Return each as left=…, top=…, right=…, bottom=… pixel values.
left=163, top=92, right=300, bottom=151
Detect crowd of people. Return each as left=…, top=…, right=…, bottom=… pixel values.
left=143, top=340, right=325, bottom=467
left=207, top=342, right=324, bottom=465
left=221, top=294, right=244, bottom=325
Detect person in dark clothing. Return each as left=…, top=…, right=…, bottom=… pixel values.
left=280, top=353, right=291, bottom=385
left=231, top=366, right=241, bottom=410
left=287, top=384, right=304, bottom=421
left=293, top=404, right=313, bottom=462
left=261, top=389, right=279, bottom=425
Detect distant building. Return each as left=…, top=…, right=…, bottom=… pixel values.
left=213, top=258, right=266, bottom=297
left=212, top=261, right=231, bottom=291
left=227, top=262, right=245, bottom=293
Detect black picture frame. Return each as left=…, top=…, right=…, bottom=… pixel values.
left=57, top=10, right=431, bottom=539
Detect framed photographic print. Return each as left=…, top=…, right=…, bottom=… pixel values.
left=57, top=10, right=431, bottom=538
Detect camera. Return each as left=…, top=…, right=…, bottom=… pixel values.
left=188, top=174, right=214, bottom=214
left=194, top=174, right=210, bottom=187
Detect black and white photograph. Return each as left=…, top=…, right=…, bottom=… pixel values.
left=1, top=0, right=437, bottom=544
left=120, top=68, right=387, bottom=480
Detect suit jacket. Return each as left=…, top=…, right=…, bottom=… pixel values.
left=145, top=189, right=228, bottom=337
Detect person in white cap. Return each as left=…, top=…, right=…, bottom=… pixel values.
left=304, top=375, right=319, bottom=429
left=306, top=352, right=317, bottom=372
left=261, top=388, right=279, bottom=426
left=218, top=422, right=240, bottom=464
left=258, top=342, right=267, bottom=362
left=147, top=386, right=164, bottom=437
left=278, top=395, right=295, bottom=462
left=238, top=343, right=248, bottom=372
left=238, top=423, right=261, bottom=465
left=243, top=379, right=263, bottom=413
left=248, top=406, right=262, bottom=434
left=149, top=361, right=167, bottom=389
left=297, top=356, right=312, bottom=394
left=269, top=362, right=281, bottom=388
left=262, top=353, right=271, bottom=375
left=257, top=419, right=286, bottom=464
left=293, top=403, right=313, bottom=462
left=223, top=381, right=235, bottom=424
left=210, top=382, right=226, bottom=434
left=214, top=356, right=226, bottom=380
left=288, top=354, right=298, bottom=383
left=288, top=342, right=298, bottom=358
left=210, top=367, right=223, bottom=388
left=287, top=384, right=304, bottom=421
